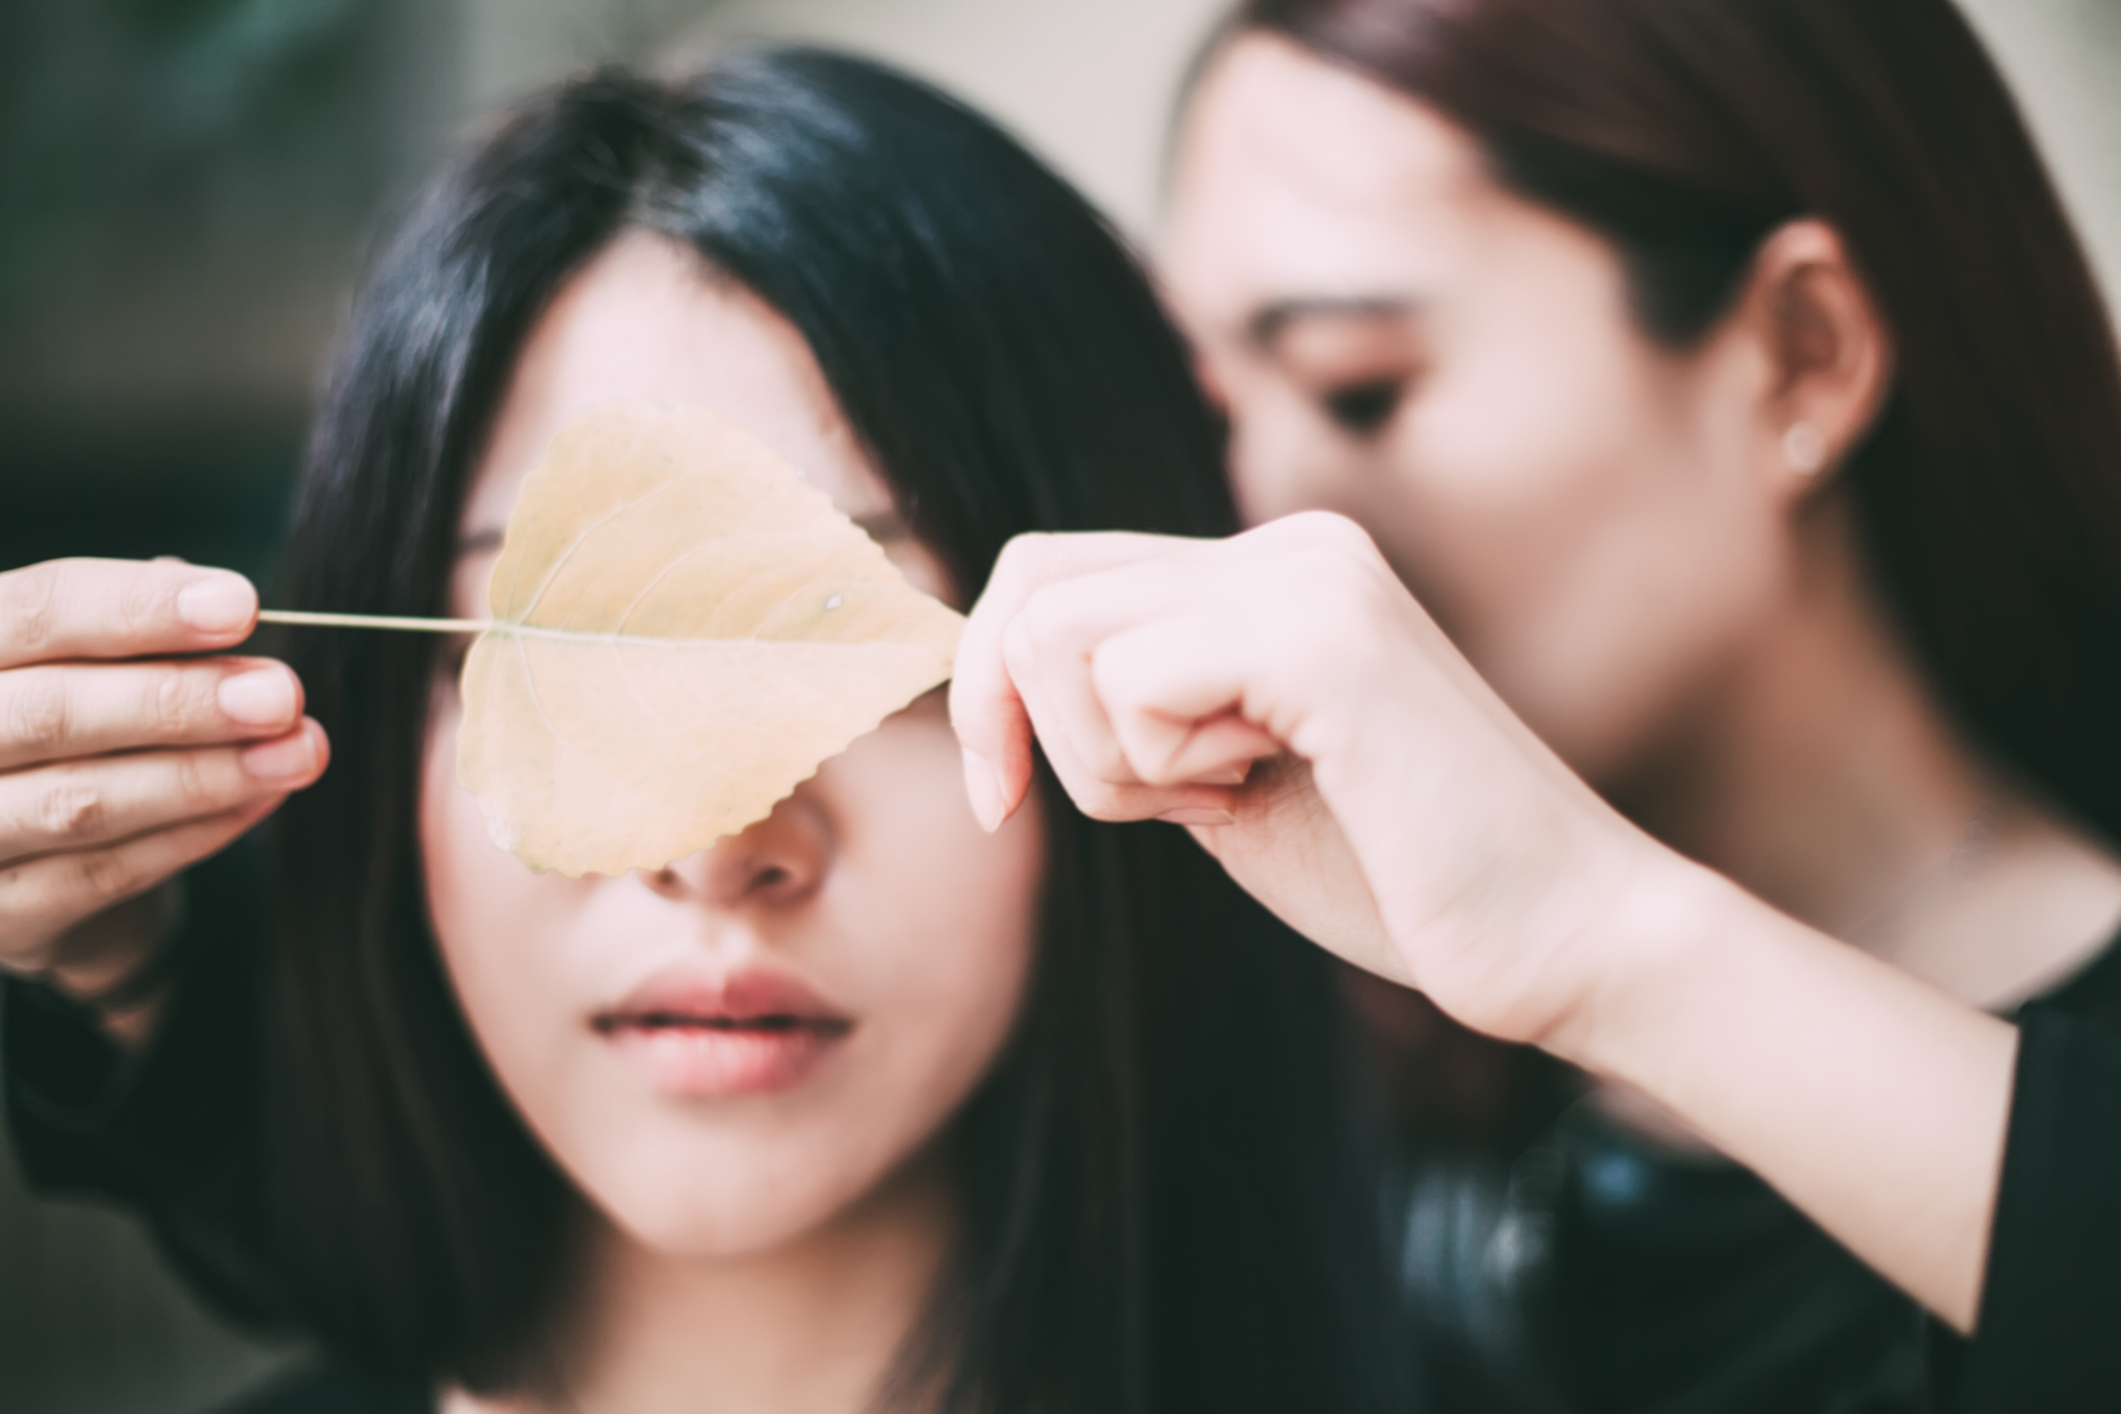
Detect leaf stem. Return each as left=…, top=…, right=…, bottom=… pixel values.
left=257, top=610, right=492, bottom=634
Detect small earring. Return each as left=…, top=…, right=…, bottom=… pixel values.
left=1783, top=422, right=1828, bottom=475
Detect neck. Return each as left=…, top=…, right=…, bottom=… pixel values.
left=1614, top=493, right=2121, bottom=1012
left=450, top=1145, right=956, bottom=1414
left=1595, top=493, right=2121, bottom=1154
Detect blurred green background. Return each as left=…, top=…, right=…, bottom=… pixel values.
left=1, top=0, right=2116, bottom=1409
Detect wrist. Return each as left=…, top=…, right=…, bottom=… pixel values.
left=1539, top=847, right=1764, bottom=1084
left=1533, top=843, right=2014, bottom=1331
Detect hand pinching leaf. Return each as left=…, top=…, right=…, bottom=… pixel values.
left=452, top=401, right=963, bottom=877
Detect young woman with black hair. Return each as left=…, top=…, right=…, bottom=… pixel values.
left=954, top=0, right=2121, bottom=1410
left=0, top=51, right=1409, bottom=1414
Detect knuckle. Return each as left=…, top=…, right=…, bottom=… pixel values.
left=74, top=845, right=143, bottom=906
left=172, top=749, right=221, bottom=809
left=1289, top=509, right=1376, bottom=555
left=1087, top=636, right=1148, bottom=700
left=1127, top=758, right=1176, bottom=791
left=997, top=532, right=1053, bottom=570
left=1017, top=585, right=1072, bottom=647
left=1131, top=744, right=1188, bottom=789
left=1295, top=545, right=1394, bottom=621
left=1086, top=736, right=1136, bottom=783
left=153, top=667, right=209, bottom=735
left=987, top=536, right=1042, bottom=592
left=1074, top=780, right=1130, bottom=818
left=117, top=568, right=166, bottom=636
left=1000, top=618, right=1037, bottom=679
left=6, top=673, right=71, bottom=757
left=998, top=533, right=1081, bottom=594
left=0, top=563, right=62, bottom=657
left=36, top=777, right=105, bottom=845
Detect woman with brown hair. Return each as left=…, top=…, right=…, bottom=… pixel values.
left=954, top=0, right=2121, bottom=1410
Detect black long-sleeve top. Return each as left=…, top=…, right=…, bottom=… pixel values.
left=1403, top=932, right=2121, bottom=1414
left=1951, top=1003, right=2121, bottom=1408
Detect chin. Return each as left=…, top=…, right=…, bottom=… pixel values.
left=580, top=1133, right=907, bottom=1261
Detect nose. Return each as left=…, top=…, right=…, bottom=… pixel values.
left=639, top=793, right=831, bottom=910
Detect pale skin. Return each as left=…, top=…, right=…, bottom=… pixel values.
left=952, top=34, right=2121, bottom=1336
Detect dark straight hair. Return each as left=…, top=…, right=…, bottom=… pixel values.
left=1233, top=0, right=2121, bottom=846
left=263, top=48, right=1409, bottom=1412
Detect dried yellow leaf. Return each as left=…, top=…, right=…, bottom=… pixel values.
left=455, top=401, right=965, bottom=877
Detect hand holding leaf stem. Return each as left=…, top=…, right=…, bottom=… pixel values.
left=950, top=511, right=1666, bottom=1049
left=0, top=559, right=328, bottom=1025
left=951, top=513, right=2017, bottom=1332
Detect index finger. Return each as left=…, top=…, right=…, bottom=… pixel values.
left=0, top=559, right=258, bottom=671
left=949, top=531, right=1193, bottom=831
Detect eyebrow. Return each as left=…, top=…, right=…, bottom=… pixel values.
left=1246, top=296, right=1420, bottom=351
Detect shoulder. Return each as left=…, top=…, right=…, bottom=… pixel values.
left=203, top=1362, right=431, bottom=1414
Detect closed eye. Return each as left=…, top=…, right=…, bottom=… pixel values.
left=1322, top=378, right=1404, bottom=439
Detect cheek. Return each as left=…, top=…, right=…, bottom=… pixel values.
left=1402, top=315, right=1786, bottom=778
left=417, top=692, right=594, bottom=1130
left=1221, top=370, right=1348, bottom=528
left=678, top=720, right=1043, bottom=1263
left=1390, top=289, right=1697, bottom=630
left=420, top=690, right=528, bottom=998
left=783, top=714, right=1046, bottom=1196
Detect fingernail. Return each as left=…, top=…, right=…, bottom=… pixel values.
left=218, top=669, right=296, bottom=727
left=1199, top=766, right=1251, bottom=787
left=962, top=748, right=1005, bottom=833
left=177, top=574, right=256, bottom=635
left=1158, top=808, right=1237, bottom=827
left=242, top=729, right=316, bottom=783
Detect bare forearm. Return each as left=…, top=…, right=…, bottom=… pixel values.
left=1562, top=864, right=2016, bottom=1333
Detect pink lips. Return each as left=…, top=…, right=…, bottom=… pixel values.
left=593, top=969, right=853, bottom=1097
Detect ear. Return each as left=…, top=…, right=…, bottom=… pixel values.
left=1726, top=220, right=1895, bottom=494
